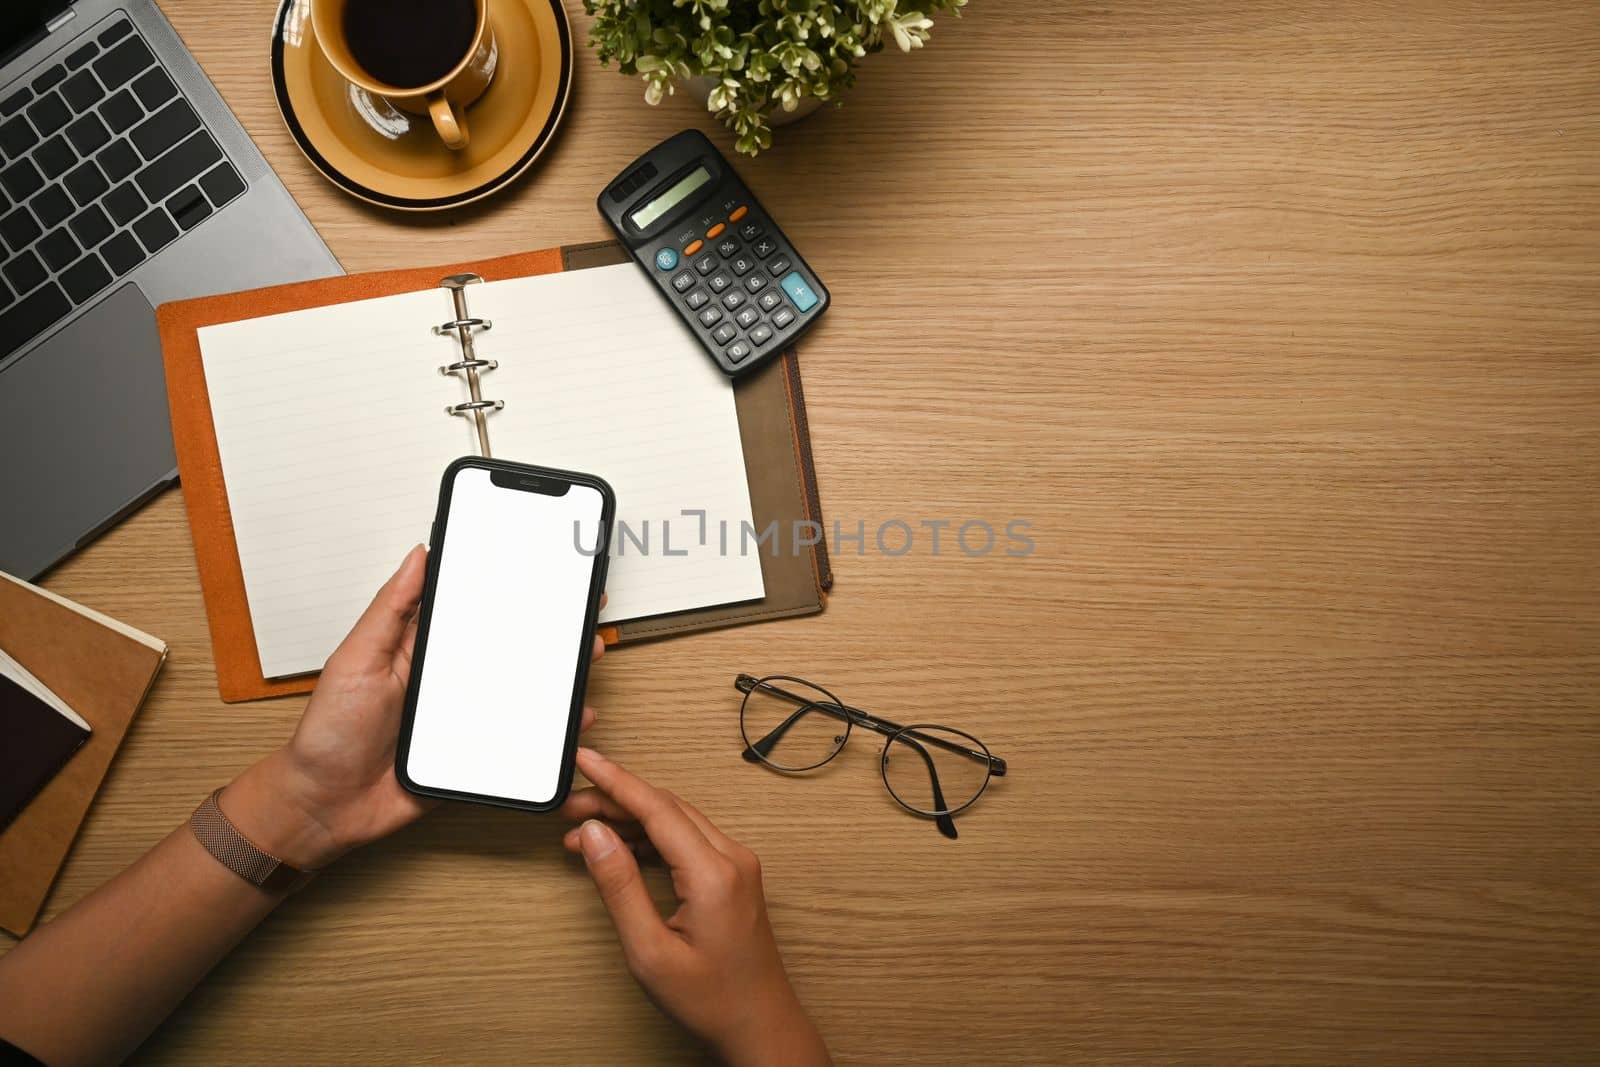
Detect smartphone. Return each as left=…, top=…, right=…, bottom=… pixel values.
left=396, top=457, right=614, bottom=812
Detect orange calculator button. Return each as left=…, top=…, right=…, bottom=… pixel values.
left=729, top=205, right=749, bottom=222
left=706, top=223, right=726, bottom=239
left=684, top=239, right=704, bottom=256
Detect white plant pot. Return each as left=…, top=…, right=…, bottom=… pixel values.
left=683, top=76, right=825, bottom=127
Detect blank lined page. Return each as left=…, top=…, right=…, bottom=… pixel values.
left=199, top=289, right=466, bottom=679
left=470, top=264, right=764, bottom=623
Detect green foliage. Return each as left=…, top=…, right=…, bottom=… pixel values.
left=583, top=0, right=968, bottom=155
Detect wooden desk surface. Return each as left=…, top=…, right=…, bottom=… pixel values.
left=11, top=0, right=1598, bottom=1062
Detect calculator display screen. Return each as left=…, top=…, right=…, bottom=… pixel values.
left=630, top=165, right=712, bottom=229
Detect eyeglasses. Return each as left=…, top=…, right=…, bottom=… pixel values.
left=735, top=674, right=1007, bottom=839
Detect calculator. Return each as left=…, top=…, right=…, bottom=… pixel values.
left=598, top=129, right=830, bottom=377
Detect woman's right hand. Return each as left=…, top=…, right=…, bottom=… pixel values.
left=560, top=748, right=832, bottom=1067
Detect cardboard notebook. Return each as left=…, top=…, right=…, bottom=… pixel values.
left=0, top=572, right=167, bottom=936
left=159, top=241, right=831, bottom=703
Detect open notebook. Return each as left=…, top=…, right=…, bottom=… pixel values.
left=198, top=263, right=765, bottom=681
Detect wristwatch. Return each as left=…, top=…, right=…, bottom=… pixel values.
left=189, top=788, right=316, bottom=893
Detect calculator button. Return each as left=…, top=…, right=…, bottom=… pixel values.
left=722, top=289, right=747, bottom=310
left=758, top=289, right=784, bottom=312
left=726, top=340, right=752, bottom=363
left=730, top=255, right=755, bottom=277
left=779, top=271, right=819, bottom=311
left=744, top=273, right=768, bottom=293
left=772, top=306, right=797, bottom=329
left=698, top=306, right=724, bottom=327
left=708, top=270, right=732, bottom=293
left=684, top=239, right=703, bottom=256
left=738, top=222, right=763, bottom=242
left=654, top=247, right=678, bottom=271
left=766, top=255, right=792, bottom=277
left=729, top=205, right=749, bottom=222
left=735, top=306, right=760, bottom=329
left=712, top=322, right=737, bottom=345
left=671, top=270, right=696, bottom=293
left=716, top=238, right=739, bottom=259
left=707, top=222, right=726, bottom=239
left=752, top=237, right=778, bottom=258
left=685, top=288, right=710, bottom=310
left=749, top=323, right=774, bottom=347
left=694, top=252, right=716, bottom=275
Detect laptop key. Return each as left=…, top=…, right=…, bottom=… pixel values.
left=100, top=231, right=145, bottom=277
left=135, top=131, right=221, bottom=201
left=104, top=182, right=144, bottom=226
left=26, top=93, right=69, bottom=137
left=61, top=70, right=105, bottom=111
left=97, top=139, right=140, bottom=183
left=65, top=161, right=110, bottom=207
left=131, top=68, right=178, bottom=111
left=198, top=162, right=245, bottom=208
left=0, top=115, right=37, bottom=159
left=100, top=89, right=141, bottom=133
left=34, top=135, right=75, bottom=178
left=1, top=88, right=31, bottom=117
left=93, top=36, right=156, bottom=90
left=132, top=99, right=200, bottom=160
left=32, top=65, right=68, bottom=94
left=2, top=249, right=47, bottom=297
left=69, top=204, right=113, bottom=249
left=167, top=185, right=211, bottom=230
left=66, top=114, right=111, bottom=155
left=66, top=42, right=100, bottom=71
left=98, top=22, right=134, bottom=48
left=0, top=281, right=70, bottom=357
left=0, top=159, right=43, bottom=201
left=0, top=206, right=42, bottom=252
left=60, top=253, right=111, bottom=305
left=38, top=227, right=79, bottom=271
left=32, top=185, right=73, bottom=229
left=132, top=208, right=177, bottom=254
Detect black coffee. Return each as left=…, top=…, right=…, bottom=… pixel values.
left=343, top=0, right=478, bottom=89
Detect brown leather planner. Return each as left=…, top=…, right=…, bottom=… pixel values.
left=158, top=241, right=831, bottom=703
left=0, top=573, right=167, bottom=936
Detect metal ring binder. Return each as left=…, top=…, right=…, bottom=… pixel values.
left=436, top=274, right=501, bottom=456
left=440, top=358, right=499, bottom=375
left=432, top=317, right=493, bottom=336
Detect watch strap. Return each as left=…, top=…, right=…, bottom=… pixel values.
left=189, top=788, right=315, bottom=893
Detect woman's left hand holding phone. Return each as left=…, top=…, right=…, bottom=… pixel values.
left=221, top=544, right=605, bottom=870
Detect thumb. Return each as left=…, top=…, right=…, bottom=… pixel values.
left=579, top=820, right=672, bottom=963
left=338, top=545, right=427, bottom=665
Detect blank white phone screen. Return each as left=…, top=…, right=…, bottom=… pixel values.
left=405, top=467, right=604, bottom=805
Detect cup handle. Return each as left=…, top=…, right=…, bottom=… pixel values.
left=428, top=91, right=469, bottom=151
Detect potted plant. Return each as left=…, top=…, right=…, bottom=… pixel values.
left=584, top=0, right=969, bottom=155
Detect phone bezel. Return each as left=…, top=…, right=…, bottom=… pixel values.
left=395, top=456, right=614, bottom=813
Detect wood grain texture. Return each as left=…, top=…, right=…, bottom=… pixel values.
left=6, top=0, right=1599, bottom=1063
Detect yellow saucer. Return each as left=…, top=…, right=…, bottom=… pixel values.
left=270, top=0, right=572, bottom=211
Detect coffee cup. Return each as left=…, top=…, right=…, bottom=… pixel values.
left=311, top=0, right=497, bottom=151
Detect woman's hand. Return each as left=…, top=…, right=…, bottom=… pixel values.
left=223, top=544, right=603, bottom=870
left=559, top=748, right=831, bottom=1067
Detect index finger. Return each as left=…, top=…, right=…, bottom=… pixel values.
left=575, top=748, right=718, bottom=870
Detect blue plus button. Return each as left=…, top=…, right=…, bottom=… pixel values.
left=779, top=271, right=818, bottom=312
left=654, top=247, right=679, bottom=271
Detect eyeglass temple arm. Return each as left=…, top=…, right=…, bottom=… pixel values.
left=735, top=675, right=1007, bottom=776
left=890, top=732, right=959, bottom=840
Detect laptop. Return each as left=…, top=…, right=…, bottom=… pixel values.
left=0, top=0, right=340, bottom=579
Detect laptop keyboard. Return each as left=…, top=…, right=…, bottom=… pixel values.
left=0, top=18, right=246, bottom=360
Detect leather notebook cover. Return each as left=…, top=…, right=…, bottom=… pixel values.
left=159, top=241, right=831, bottom=703
left=0, top=672, right=90, bottom=835
left=0, top=574, right=167, bottom=936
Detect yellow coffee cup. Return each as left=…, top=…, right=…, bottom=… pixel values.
left=311, top=0, right=497, bottom=151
